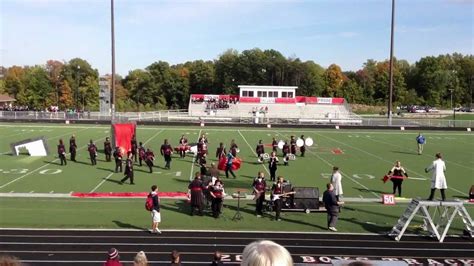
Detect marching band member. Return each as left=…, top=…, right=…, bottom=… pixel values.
left=216, top=142, right=226, bottom=160
left=178, top=135, right=188, bottom=158
left=209, top=162, right=220, bottom=181
left=272, top=137, right=278, bottom=153
left=58, top=139, right=67, bottom=166
left=388, top=161, right=408, bottom=197
left=188, top=172, right=204, bottom=216
left=113, top=147, right=122, bottom=173
left=256, top=140, right=265, bottom=162
left=268, top=152, right=279, bottom=181
left=282, top=141, right=290, bottom=166
left=145, top=148, right=155, bottom=173
left=271, top=176, right=285, bottom=221
left=253, top=172, right=267, bottom=217
left=138, top=142, right=146, bottom=166
left=225, top=150, right=236, bottom=179
left=230, top=139, right=238, bottom=157
left=104, top=137, right=112, bottom=162
left=131, top=135, right=138, bottom=163
left=69, top=135, right=77, bottom=162
left=88, top=139, right=97, bottom=165
left=300, top=135, right=306, bottom=157
left=160, top=139, right=173, bottom=169
left=210, top=179, right=225, bottom=218
left=199, top=153, right=208, bottom=176
left=120, top=152, right=134, bottom=185
left=196, top=134, right=208, bottom=163
left=290, top=136, right=297, bottom=155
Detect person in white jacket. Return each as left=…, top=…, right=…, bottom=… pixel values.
left=425, top=153, right=447, bottom=201
left=330, top=166, right=343, bottom=201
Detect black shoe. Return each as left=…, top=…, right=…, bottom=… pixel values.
left=131, top=183, right=135, bottom=185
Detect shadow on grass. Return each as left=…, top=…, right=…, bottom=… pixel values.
left=43, top=160, right=62, bottom=166
left=105, top=178, right=123, bottom=185
left=112, top=220, right=147, bottom=231
left=96, top=167, right=114, bottom=173
left=73, top=160, right=93, bottom=166
left=339, top=217, right=391, bottom=234
left=354, top=187, right=388, bottom=195
left=391, top=151, right=418, bottom=155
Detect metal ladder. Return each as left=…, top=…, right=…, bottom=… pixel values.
left=389, top=198, right=473, bottom=242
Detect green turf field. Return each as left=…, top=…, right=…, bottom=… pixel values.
left=0, top=123, right=472, bottom=232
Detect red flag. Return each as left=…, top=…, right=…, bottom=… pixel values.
left=218, top=156, right=242, bottom=171
left=112, top=123, right=136, bottom=153
left=382, top=175, right=390, bottom=183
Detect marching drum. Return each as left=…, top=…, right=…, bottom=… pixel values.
left=289, top=154, right=296, bottom=160
left=190, top=145, right=198, bottom=154
left=305, top=137, right=314, bottom=147
left=296, top=138, right=304, bottom=147
left=277, top=140, right=284, bottom=149
left=262, top=153, right=270, bottom=160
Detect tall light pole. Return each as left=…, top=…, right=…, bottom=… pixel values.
left=387, top=0, right=395, bottom=124
left=76, top=65, right=80, bottom=111
left=111, top=0, right=116, bottom=122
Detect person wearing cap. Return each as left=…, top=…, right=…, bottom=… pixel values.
left=103, top=248, right=122, bottom=266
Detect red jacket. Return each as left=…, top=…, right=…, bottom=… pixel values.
left=104, top=259, right=123, bottom=266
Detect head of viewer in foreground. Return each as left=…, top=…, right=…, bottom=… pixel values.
left=241, top=240, right=293, bottom=266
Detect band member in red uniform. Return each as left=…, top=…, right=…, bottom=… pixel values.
left=300, top=135, right=306, bottom=157
left=253, top=172, right=267, bottom=217
left=216, top=142, right=226, bottom=160
left=160, top=139, right=173, bottom=169
left=196, top=135, right=208, bottom=163
left=113, top=147, right=122, bottom=173
left=58, top=139, right=67, bottom=165
left=69, top=135, right=77, bottom=162
left=272, top=137, right=278, bottom=153
left=282, top=141, right=290, bottom=166
left=230, top=139, right=238, bottom=157
left=131, top=135, right=138, bottom=162
left=271, top=176, right=285, bottom=221
left=210, top=180, right=224, bottom=218
left=104, top=137, right=112, bottom=162
left=188, top=172, right=204, bottom=216
left=256, top=140, right=265, bottom=161
left=88, top=139, right=97, bottom=165
left=138, top=142, right=146, bottom=166
left=178, top=135, right=188, bottom=158
left=198, top=133, right=208, bottom=145
left=268, top=152, right=279, bottom=181
left=120, top=152, right=134, bottom=185
left=145, top=148, right=155, bottom=173
left=290, top=136, right=297, bottom=155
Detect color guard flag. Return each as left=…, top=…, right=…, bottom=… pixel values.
left=112, top=123, right=136, bottom=154
left=218, top=156, right=242, bottom=171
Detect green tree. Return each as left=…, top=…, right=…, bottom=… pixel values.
left=23, top=66, right=54, bottom=109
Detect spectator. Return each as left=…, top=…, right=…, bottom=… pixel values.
left=171, top=250, right=181, bottom=266
left=133, top=251, right=148, bottom=266
left=103, top=248, right=122, bottom=266
left=241, top=240, right=292, bottom=266
left=323, top=183, right=343, bottom=232
left=0, top=254, right=22, bottom=266
left=210, top=251, right=224, bottom=265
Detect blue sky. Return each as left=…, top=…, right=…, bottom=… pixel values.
left=1, top=0, right=473, bottom=76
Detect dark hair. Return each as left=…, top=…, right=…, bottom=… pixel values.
left=151, top=185, right=157, bottom=191
left=333, top=166, right=339, bottom=171
left=213, top=251, right=222, bottom=261
left=171, top=250, right=180, bottom=263
left=436, top=153, right=442, bottom=159
left=326, top=183, right=332, bottom=189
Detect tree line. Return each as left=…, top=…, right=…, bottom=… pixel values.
left=1, top=49, right=472, bottom=111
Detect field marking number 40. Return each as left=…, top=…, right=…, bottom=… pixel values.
left=0, top=169, right=62, bottom=175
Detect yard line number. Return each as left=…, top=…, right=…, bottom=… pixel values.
left=0, top=169, right=62, bottom=175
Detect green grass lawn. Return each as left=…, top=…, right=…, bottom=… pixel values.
left=442, top=113, right=474, bottom=120
left=0, top=123, right=472, bottom=232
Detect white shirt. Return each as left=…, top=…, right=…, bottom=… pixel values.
left=426, top=158, right=447, bottom=189
left=330, top=171, right=343, bottom=196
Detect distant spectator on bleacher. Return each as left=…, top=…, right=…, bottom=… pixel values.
left=171, top=250, right=181, bottom=265
left=103, top=248, right=122, bottom=266
left=241, top=240, right=293, bottom=266
left=210, top=250, right=224, bottom=265
left=0, top=254, right=22, bottom=266
left=133, top=251, right=148, bottom=266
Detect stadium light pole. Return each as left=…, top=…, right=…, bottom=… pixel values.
left=387, top=0, right=395, bottom=125
left=110, top=0, right=116, bottom=123
left=76, top=65, right=80, bottom=111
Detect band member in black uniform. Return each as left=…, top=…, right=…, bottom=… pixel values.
left=196, top=135, right=208, bottom=163
left=104, top=137, right=112, bottom=162
left=230, top=139, right=238, bottom=157
left=282, top=141, right=290, bottom=166
left=300, top=135, right=306, bottom=157
left=58, top=139, right=67, bottom=165
left=113, top=147, right=123, bottom=173
left=272, top=137, right=278, bottom=153
left=131, top=135, right=138, bottom=162
left=271, top=176, right=285, bottom=221
left=268, top=152, right=279, bottom=181
left=388, top=160, right=408, bottom=197
left=69, top=135, right=77, bottom=162
left=188, top=172, right=204, bottom=216
left=120, top=152, right=134, bottom=184
left=88, top=139, right=97, bottom=165
left=210, top=180, right=224, bottom=218
left=290, top=136, right=297, bottom=155
left=138, top=142, right=146, bottom=166
left=145, top=148, right=155, bottom=173
left=160, top=139, right=173, bottom=169
left=253, top=172, right=267, bottom=217
left=256, top=140, right=265, bottom=161
left=178, top=135, right=188, bottom=158
left=216, top=142, right=226, bottom=160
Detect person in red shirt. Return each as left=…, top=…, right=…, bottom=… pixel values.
left=145, top=148, right=155, bottom=173
left=103, top=248, right=122, bottom=266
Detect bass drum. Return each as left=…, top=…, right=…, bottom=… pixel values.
left=296, top=138, right=304, bottom=147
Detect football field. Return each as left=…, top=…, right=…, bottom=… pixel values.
left=0, top=123, right=472, bottom=232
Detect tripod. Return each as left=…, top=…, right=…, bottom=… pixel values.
left=232, top=191, right=244, bottom=221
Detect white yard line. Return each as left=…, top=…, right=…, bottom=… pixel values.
left=237, top=130, right=270, bottom=176
left=89, top=173, right=114, bottom=193
left=189, top=129, right=202, bottom=181
left=274, top=131, right=380, bottom=198
left=143, top=129, right=164, bottom=145
left=0, top=135, right=107, bottom=189
left=314, top=132, right=469, bottom=196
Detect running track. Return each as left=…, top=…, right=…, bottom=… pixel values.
left=0, top=229, right=473, bottom=265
